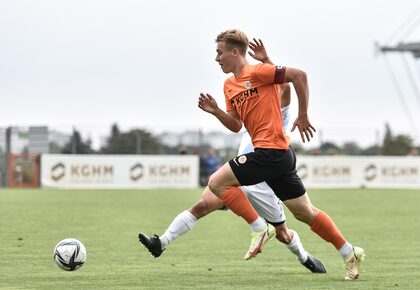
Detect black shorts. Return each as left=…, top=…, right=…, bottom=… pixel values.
left=229, top=147, right=306, bottom=201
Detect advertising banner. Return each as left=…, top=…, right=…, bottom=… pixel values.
left=41, top=154, right=199, bottom=189
left=297, top=156, right=420, bottom=189
left=41, top=154, right=420, bottom=189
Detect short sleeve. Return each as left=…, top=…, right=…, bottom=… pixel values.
left=254, top=63, right=286, bottom=84
left=224, top=83, right=235, bottom=111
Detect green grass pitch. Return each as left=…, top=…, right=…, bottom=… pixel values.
left=1, top=188, right=420, bottom=289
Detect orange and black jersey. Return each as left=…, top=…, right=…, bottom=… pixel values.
left=224, top=63, right=289, bottom=149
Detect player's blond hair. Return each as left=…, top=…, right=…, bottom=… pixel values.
left=216, top=29, right=248, bottom=54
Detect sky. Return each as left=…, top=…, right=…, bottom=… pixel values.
left=1, top=0, right=420, bottom=150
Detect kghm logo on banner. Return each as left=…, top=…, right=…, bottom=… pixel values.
left=51, top=163, right=65, bottom=181
left=130, top=163, right=144, bottom=181
left=364, top=164, right=377, bottom=182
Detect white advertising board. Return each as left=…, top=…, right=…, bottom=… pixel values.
left=41, top=154, right=420, bottom=189
left=41, top=154, right=199, bottom=189
left=297, top=156, right=420, bottom=189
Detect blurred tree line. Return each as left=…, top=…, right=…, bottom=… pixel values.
left=59, top=124, right=165, bottom=155
left=56, top=123, right=419, bottom=158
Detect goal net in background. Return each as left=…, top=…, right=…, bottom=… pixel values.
left=8, top=153, right=40, bottom=188
left=0, top=126, right=47, bottom=188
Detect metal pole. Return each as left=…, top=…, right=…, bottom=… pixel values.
left=319, top=128, right=323, bottom=155
left=4, top=127, right=11, bottom=187
left=375, top=129, right=381, bottom=155
left=136, top=131, right=142, bottom=154
left=72, top=128, right=77, bottom=154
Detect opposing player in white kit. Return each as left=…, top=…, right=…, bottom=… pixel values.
left=138, top=41, right=326, bottom=273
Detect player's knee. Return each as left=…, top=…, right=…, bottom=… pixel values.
left=190, top=200, right=212, bottom=218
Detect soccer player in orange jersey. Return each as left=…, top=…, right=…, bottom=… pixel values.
left=197, top=29, right=365, bottom=280
left=138, top=41, right=326, bottom=273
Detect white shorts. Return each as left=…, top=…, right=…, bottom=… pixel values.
left=242, top=182, right=285, bottom=224
left=238, top=105, right=290, bottom=224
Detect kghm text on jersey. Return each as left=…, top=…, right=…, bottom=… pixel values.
left=230, top=87, right=259, bottom=108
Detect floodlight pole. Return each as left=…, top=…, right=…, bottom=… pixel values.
left=378, top=41, right=420, bottom=142
left=379, top=42, right=420, bottom=58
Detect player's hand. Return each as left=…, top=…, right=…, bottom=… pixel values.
left=291, top=114, right=316, bottom=143
left=198, top=93, right=219, bottom=114
left=248, top=38, right=270, bottom=63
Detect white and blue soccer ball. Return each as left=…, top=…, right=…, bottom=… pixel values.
left=53, top=238, right=87, bottom=271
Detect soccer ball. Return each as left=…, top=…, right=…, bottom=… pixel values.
left=53, top=238, right=87, bottom=271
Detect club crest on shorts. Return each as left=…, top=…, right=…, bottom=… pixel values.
left=244, top=80, right=251, bottom=89
left=238, top=155, right=247, bottom=164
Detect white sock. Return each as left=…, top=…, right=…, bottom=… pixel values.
left=286, top=230, right=308, bottom=263
left=339, top=242, right=353, bottom=260
left=160, top=210, right=197, bottom=250
left=250, top=217, right=267, bottom=232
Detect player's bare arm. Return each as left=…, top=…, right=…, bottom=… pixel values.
left=285, top=67, right=316, bottom=143
left=198, top=93, right=242, bottom=132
